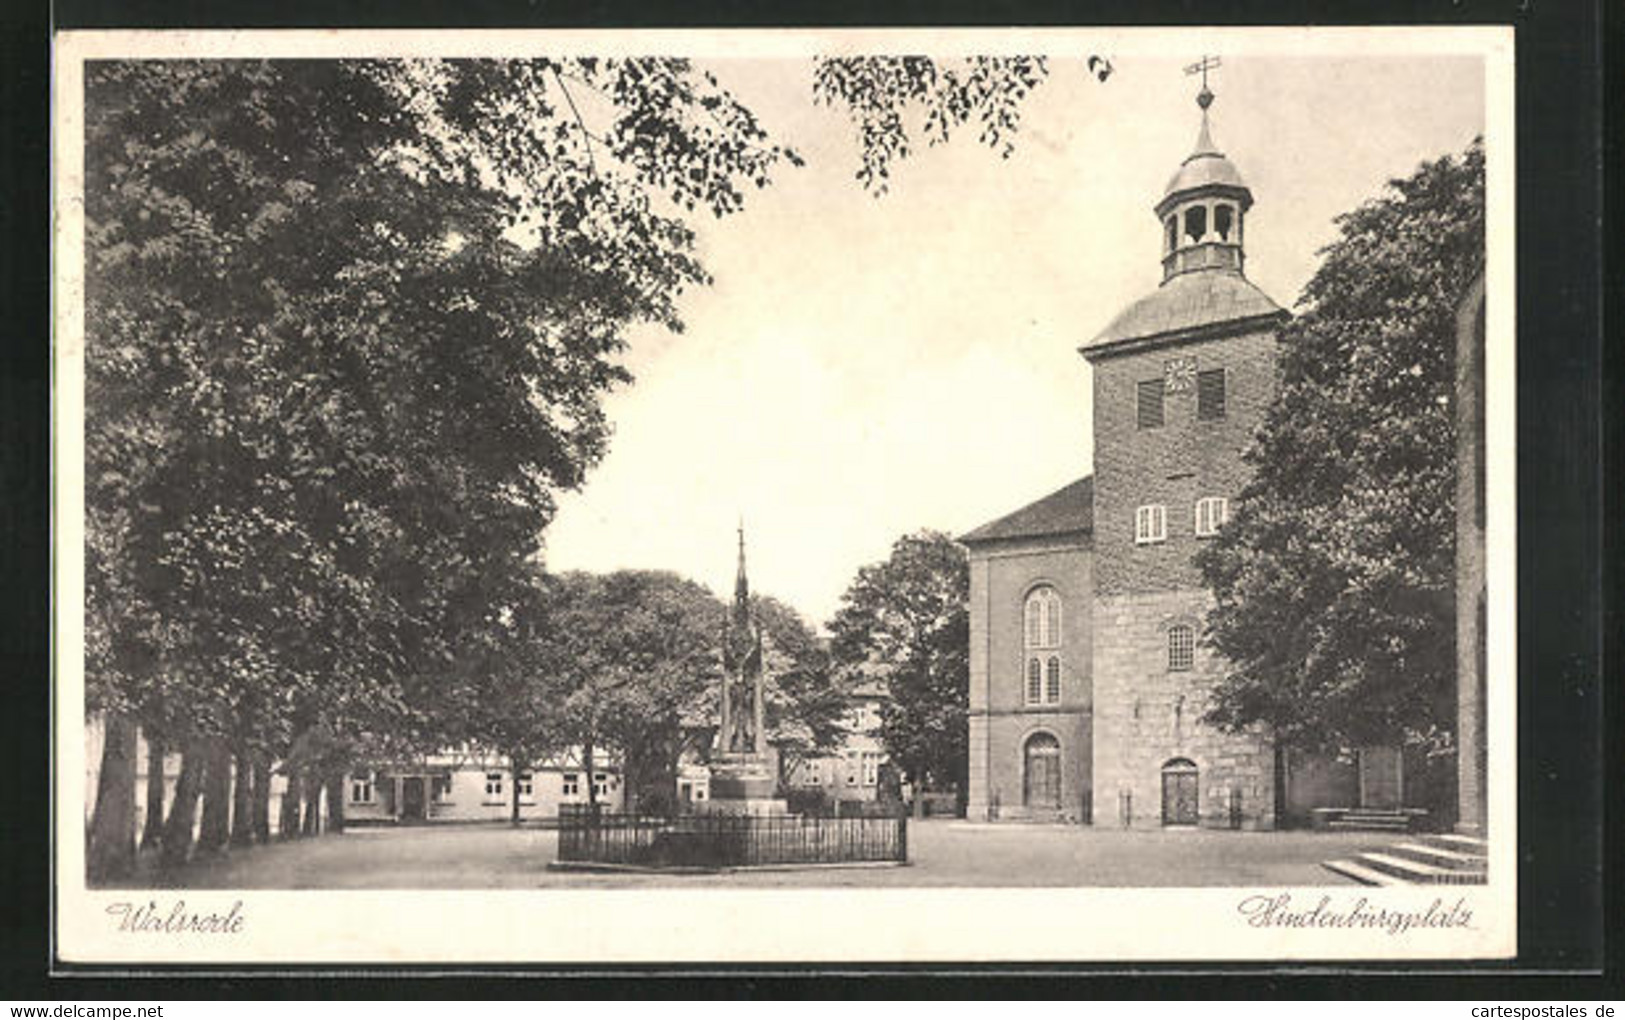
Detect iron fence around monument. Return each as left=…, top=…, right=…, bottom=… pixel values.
left=555, top=806, right=908, bottom=869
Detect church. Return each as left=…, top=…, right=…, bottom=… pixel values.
left=961, top=75, right=1404, bottom=830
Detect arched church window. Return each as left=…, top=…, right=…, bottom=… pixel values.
left=1024, top=586, right=1062, bottom=649
left=1184, top=205, right=1207, bottom=243
left=1024, top=587, right=1062, bottom=706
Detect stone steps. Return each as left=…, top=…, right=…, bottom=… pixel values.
left=1313, top=806, right=1430, bottom=833
left=1327, top=817, right=1411, bottom=832
left=1322, top=858, right=1402, bottom=886
left=1390, top=840, right=1486, bottom=870
left=1321, top=833, right=1488, bottom=886
left=1426, top=832, right=1490, bottom=852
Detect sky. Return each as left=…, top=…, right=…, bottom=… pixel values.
left=540, top=48, right=1487, bottom=629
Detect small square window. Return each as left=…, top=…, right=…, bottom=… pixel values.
left=561, top=772, right=579, bottom=796
left=1137, top=380, right=1165, bottom=429
left=1135, top=504, right=1167, bottom=544
left=517, top=772, right=533, bottom=798
left=349, top=775, right=373, bottom=804
left=1198, top=369, right=1227, bottom=420
left=484, top=772, right=504, bottom=799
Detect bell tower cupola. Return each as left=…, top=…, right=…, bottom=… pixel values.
left=1156, top=61, right=1252, bottom=283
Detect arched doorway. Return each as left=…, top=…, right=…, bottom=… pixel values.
left=1161, top=758, right=1200, bottom=826
left=1023, top=732, right=1062, bottom=810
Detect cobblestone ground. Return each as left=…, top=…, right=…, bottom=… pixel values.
left=152, top=819, right=1390, bottom=888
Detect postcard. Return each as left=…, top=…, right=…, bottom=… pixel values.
left=53, top=25, right=1516, bottom=965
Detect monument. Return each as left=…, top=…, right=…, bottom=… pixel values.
left=703, top=524, right=787, bottom=815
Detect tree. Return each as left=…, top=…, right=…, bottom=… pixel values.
left=751, top=595, right=846, bottom=785
left=440, top=574, right=574, bottom=826
left=828, top=531, right=970, bottom=800
left=80, top=54, right=1082, bottom=877
left=552, top=571, right=724, bottom=815
left=813, top=55, right=1108, bottom=194
left=82, top=58, right=799, bottom=879
left=1194, top=140, right=1485, bottom=753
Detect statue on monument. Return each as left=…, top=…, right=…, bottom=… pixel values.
left=717, top=523, right=767, bottom=758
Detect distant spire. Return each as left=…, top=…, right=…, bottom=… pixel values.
left=734, top=517, right=750, bottom=613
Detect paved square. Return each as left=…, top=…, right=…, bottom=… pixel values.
left=154, top=819, right=1392, bottom=888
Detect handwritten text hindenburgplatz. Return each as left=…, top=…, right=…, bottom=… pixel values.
left=1237, top=892, right=1473, bottom=935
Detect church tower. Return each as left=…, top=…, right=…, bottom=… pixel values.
left=1080, top=70, right=1288, bottom=829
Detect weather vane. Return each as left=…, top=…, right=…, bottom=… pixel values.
left=1184, top=55, right=1221, bottom=108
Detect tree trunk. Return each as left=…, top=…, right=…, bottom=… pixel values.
left=230, top=749, right=255, bottom=847
left=279, top=769, right=303, bottom=839
left=251, top=756, right=272, bottom=843
left=87, top=712, right=138, bottom=884
left=140, top=733, right=167, bottom=853
left=584, top=737, right=597, bottom=810
left=196, top=739, right=233, bottom=854
left=325, top=773, right=345, bottom=834
left=159, top=745, right=205, bottom=870
left=511, top=758, right=523, bottom=827
left=301, top=771, right=322, bottom=836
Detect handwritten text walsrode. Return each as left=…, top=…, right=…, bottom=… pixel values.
left=105, top=899, right=245, bottom=934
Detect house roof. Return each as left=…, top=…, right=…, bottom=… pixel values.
left=1083, top=270, right=1286, bottom=354
left=959, top=476, right=1094, bottom=546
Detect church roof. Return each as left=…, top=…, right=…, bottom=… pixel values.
left=959, top=476, right=1094, bottom=546
left=1163, top=149, right=1249, bottom=199
left=1162, top=113, right=1248, bottom=199
left=1083, top=270, right=1286, bottom=354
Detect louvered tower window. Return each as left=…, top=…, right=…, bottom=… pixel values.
left=1197, top=368, right=1227, bottom=420
left=1137, top=379, right=1165, bottom=429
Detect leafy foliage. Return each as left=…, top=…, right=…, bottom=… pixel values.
left=82, top=59, right=798, bottom=869
left=812, top=56, right=1054, bottom=194
left=752, top=594, right=847, bottom=779
left=532, top=571, right=837, bottom=811
left=1194, top=140, right=1485, bottom=751
left=828, top=531, right=969, bottom=791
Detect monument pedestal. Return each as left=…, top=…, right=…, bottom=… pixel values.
left=702, top=754, right=787, bottom=816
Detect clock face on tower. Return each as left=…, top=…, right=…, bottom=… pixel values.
left=1164, top=356, right=1196, bottom=393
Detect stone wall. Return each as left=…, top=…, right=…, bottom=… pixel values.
left=1091, top=589, right=1275, bottom=829
left=1089, top=326, right=1279, bottom=596
left=981, top=709, right=1092, bottom=822
left=965, top=535, right=1093, bottom=821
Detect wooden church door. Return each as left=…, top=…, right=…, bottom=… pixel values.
left=1023, top=733, right=1062, bottom=809
left=1161, top=759, right=1199, bottom=826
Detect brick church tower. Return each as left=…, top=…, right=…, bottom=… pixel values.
left=1079, top=79, right=1288, bottom=829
